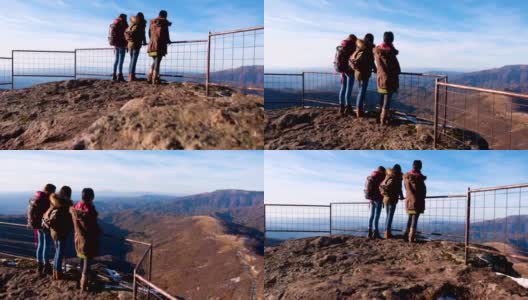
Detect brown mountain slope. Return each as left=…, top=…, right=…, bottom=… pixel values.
left=453, top=65, right=528, bottom=93
left=0, top=79, right=264, bottom=150
left=265, top=235, right=528, bottom=300
left=119, top=214, right=263, bottom=300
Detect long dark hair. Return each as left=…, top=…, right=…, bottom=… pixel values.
left=58, top=186, right=72, bottom=200
left=137, top=12, right=145, bottom=22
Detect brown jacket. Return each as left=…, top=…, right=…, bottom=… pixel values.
left=373, top=43, right=401, bottom=93
left=351, top=39, right=376, bottom=82
left=148, top=17, right=172, bottom=57
left=126, top=16, right=147, bottom=49
left=403, top=170, right=427, bottom=214
left=379, top=168, right=403, bottom=206
left=44, top=193, right=73, bottom=241
left=70, top=202, right=101, bottom=259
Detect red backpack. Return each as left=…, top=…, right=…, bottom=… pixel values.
left=108, top=23, right=120, bottom=46
left=364, top=176, right=375, bottom=200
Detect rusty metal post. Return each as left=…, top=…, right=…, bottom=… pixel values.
left=301, top=72, right=305, bottom=107
left=329, top=204, right=332, bottom=235
left=74, top=50, right=77, bottom=80
left=442, top=76, right=448, bottom=133
left=147, top=244, right=153, bottom=299
left=11, top=50, right=14, bottom=90
left=205, top=31, right=212, bottom=97
left=133, top=269, right=138, bottom=299
left=433, top=78, right=440, bottom=149
left=464, top=187, right=471, bottom=264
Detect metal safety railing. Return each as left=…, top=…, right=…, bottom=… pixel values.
left=0, top=221, right=176, bottom=300
left=434, top=81, right=528, bottom=150
left=0, top=26, right=263, bottom=97
left=265, top=183, right=528, bottom=265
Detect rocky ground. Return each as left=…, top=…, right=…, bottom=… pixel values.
left=0, top=79, right=264, bottom=150
left=0, top=257, right=130, bottom=300
left=265, top=235, right=528, bottom=300
left=265, top=108, right=487, bottom=150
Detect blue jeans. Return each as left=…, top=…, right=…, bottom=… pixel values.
left=368, top=200, right=382, bottom=231
left=385, top=203, right=397, bottom=232
left=339, top=73, right=354, bottom=105
left=129, top=48, right=141, bottom=75
left=356, top=80, right=369, bottom=109
left=36, top=229, right=51, bottom=264
left=113, top=47, right=126, bottom=74
left=53, top=240, right=65, bottom=272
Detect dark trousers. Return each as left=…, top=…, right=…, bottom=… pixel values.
left=379, top=92, right=393, bottom=111
left=151, top=56, right=163, bottom=73
left=405, top=213, right=420, bottom=233
left=82, top=258, right=91, bottom=276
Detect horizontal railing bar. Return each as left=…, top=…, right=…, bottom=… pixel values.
left=135, top=274, right=178, bottom=300
left=265, top=204, right=330, bottom=208
left=469, top=183, right=528, bottom=193
left=169, top=40, right=208, bottom=44
left=0, top=221, right=27, bottom=228
left=0, top=83, right=12, bottom=85
left=438, top=82, right=528, bottom=99
left=0, top=57, right=12, bottom=59
left=13, top=50, right=75, bottom=54
left=265, top=230, right=331, bottom=233
left=264, top=73, right=303, bottom=76
left=13, top=74, right=75, bottom=78
left=330, top=202, right=369, bottom=205
left=210, top=26, right=264, bottom=36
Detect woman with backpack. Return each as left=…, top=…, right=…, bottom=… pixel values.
left=379, top=164, right=404, bottom=239
left=403, top=160, right=427, bottom=243
left=43, top=186, right=74, bottom=280
left=373, top=31, right=401, bottom=125
left=366, top=166, right=386, bottom=239
left=351, top=33, right=376, bottom=119
left=109, top=14, right=129, bottom=82
left=28, top=183, right=56, bottom=276
left=126, top=12, right=147, bottom=82
left=335, top=34, right=357, bottom=115
left=70, top=188, right=102, bottom=291
left=147, top=10, right=172, bottom=85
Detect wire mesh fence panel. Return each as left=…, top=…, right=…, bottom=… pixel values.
left=0, top=222, right=35, bottom=259
left=76, top=48, right=124, bottom=78
left=265, top=205, right=331, bottom=233
left=0, top=58, right=12, bottom=89
left=303, top=72, right=342, bottom=106
left=12, top=50, right=75, bottom=89
left=209, top=28, right=264, bottom=94
left=264, top=74, right=303, bottom=109
left=162, top=41, right=207, bottom=83
left=469, top=185, right=528, bottom=260
left=330, top=202, right=371, bottom=236
left=437, top=85, right=528, bottom=150
left=418, top=196, right=466, bottom=241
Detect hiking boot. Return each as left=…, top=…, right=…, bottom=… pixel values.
left=344, top=105, right=353, bottom=116
left=56, top=271, right=64, bottom=280
left=52, top=270, right=57, bottom=280
left=44, top=263, right=52, bottom=275
left=128, top=74, right=133, bottom=82
left=408, top=229, right=416, bottom=243
left=380, top=109, right=387, bottom=126
left=37, top=263, right=44, bottom=275
left=118, top=73, right=125, bottom=82
left=356, top=108, right=365, bottom=119
left=112, top=73, right=117, bottom=81
left=80, top=274, right=88, bottom=291
left=367, top=229, right=373, bottom=239
left=373, top=230, right=381, bottom=239
left=339, top=104, right=345, bottom=115
left=384, top=231, right=389, bottom=239
left=131, top=74, right=138, bottom=81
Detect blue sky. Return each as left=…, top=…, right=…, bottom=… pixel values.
left=265, top=151, right=528, bottom=205
left=0, top=151, right=263, bottom=194
left=0, top=0, right=263, bottom=56
left=265, top=0, right=528, bottom=71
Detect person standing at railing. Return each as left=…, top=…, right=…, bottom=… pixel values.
left=351, top=33, right=376, bottom=119
left=379, top=164, right=404, bottom=239
left=147, top=10, right=172, bottom=85
left=334, top=34, right=357, bottom=115
left=27, top=183, right=56, bottom=277
left=403, top=160, right=427, bottom=243
left=70, top=188, right=101, bottom=292
left=42, top=186, right=74, bottom=280
left=364, top=166, right=386, bottom=239
left=109, top=14, right=129, bottom=82
left=126, top=12, right=147, bottom=82
left=373, top=31, right=401, bottom=126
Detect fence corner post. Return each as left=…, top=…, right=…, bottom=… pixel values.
left=205, top=31, right=212, bottom=97
left=132, top=269, right=137, bottom=299
left=301, top=72, right=305, bottom=107
left=464, top=187, right=471, bottom=264
left=74, top=49, right=77, bottom=80
left=433, top=78, right=440, bottom=149
left=11, top=50, right=14, bottom=90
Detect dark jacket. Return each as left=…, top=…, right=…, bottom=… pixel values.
left=44, top=193, right=73, bottom=241
left=126, top=16, right=147, bottom=49
left=369, top=170, right=386, bottom=202
left=404, top=170, right=427, bottom=214
left=112, top=18, right=129, bottom=48
left=380, top=168, right=404, bottom=206
left=373, top=43, right=401, bottom=93
left=351, top=39, right=376, bottom=82
left=28, top=191, right=51, bottom=229
left=340, top=39, right=356, bottom=75
left=70, top=201, right=101, bottom=259
left=148, top=17, right=172, bottom=57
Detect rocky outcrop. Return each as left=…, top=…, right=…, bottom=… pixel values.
left=265, top=108, right=487, bottom=150
left=0, top=79, right=263, bottom=150
left=265, top=235, right=528, bottom=300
